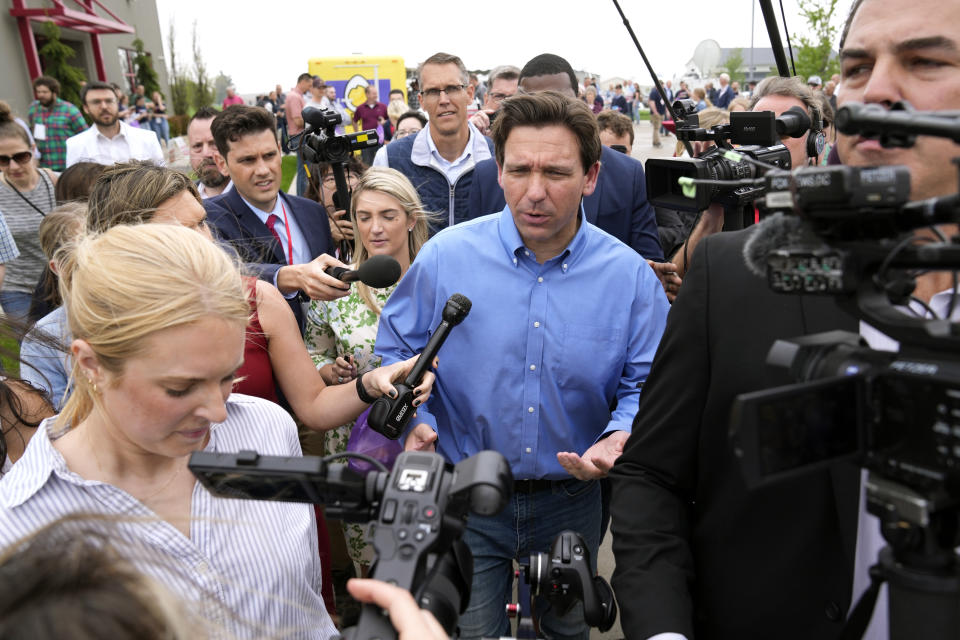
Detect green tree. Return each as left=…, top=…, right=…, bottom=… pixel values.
left=167, top=21, right=189, bottom=115
left=794, top=0, right=842, bottom=81
left=133, top=37, right=161, bottom=97
left=722, top=48, right=746, bottom=85
left=38, top=22, right=86, bottom=107
left=191, top=21, right=214, bottom=111
left=213, top=72, right=234, bottom=105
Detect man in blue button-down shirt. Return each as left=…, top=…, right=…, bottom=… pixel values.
left=376, top=91, right=669, bottom=640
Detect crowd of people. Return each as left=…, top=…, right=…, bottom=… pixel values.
left=0, top=0, right=957, bottom=638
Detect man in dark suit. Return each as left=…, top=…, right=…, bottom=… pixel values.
left=609, top=0, right=960, bottom=636
left=609, top=228, right=860, bottom=639
left=206, top=105, right=347, bottom=330
left=466, top=53, right=665, bottom=263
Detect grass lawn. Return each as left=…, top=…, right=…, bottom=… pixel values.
left=1, top=333, right=19, bottom=377
left=281, top=155, right=297, bottom=193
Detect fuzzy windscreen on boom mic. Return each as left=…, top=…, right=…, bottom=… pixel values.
left=742, top=213, right=812, bottom=277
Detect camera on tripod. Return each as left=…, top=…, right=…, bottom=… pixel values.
left=728, top=101, right=960, bottom=640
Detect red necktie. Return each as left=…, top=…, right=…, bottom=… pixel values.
left=265, top=214, right=284, bottom=258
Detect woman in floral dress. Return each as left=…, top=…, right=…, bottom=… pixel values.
left=305, top=167, right=433, bottom=564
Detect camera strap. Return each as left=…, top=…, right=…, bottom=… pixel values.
left=838, top=565, right=883, bottom=640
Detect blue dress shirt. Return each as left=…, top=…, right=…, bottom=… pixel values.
left=375, top=208, right=669, bottom=480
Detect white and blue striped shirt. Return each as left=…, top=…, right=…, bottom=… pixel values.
left=0, top=394, right=337, bottom=639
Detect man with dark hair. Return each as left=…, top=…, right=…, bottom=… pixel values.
left=187, top=106, right=231, bottom=198
left=597, top=110, right=634, bottom=153
left=352, top=84, right=388, bottom=165
left=393, top=110, right=426, bottom=139
left=204, top=105, right=346, bottom=330
left=286, top=73, right=312, bottom=195
left=27, top=76, right=85, bottom=172
left=376, top=91, right=668, bottom=640
left=611, top=84, right=628, bottom=114
left=467, top=53, right=665, bottom=262
left=65, top=81, right=163, bottom=167
left=374, top=52, right=494, bottom=231
left=610, top=1, right=960, bottom=639
left=469, top=64, right=521, bottom=136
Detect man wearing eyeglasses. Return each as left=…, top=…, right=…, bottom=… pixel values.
left=468, top=65, right=521, bottom=137
left=374, top=52, right=495, bottom=232
left=65, top=82, right=164, bottom=168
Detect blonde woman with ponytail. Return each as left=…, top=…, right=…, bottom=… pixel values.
left=0, top=225, right=338, bottom=639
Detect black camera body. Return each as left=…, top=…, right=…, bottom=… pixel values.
left=189, top=449, right=513, bottom=639
left=369, top=294, right=472, bottom=440
left=645, top=101, right=799, bottom=213
left=526, top=530, right=617, bottom=632
left=301, top=106, right=379, bottom=165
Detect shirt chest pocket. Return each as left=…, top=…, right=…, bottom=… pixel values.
left=549, top=322, right=623, bottom=389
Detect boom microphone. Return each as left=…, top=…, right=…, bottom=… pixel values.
left=324, top=254, right=401, bottom=288
left=742, top=213, right=812, bottom=278
left=368, top=294, right=472, bottom=439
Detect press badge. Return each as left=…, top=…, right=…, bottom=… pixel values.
left=33, top=123, right=46, bottom=140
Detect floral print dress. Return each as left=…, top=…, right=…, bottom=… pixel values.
left=304, top=283, right=396, bottom=563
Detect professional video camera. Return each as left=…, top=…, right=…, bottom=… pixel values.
left=188, top=449, right=617, bottom=639
left=189, top=449, right=510, bottom=638
left=296, top=107, right=380, bottom=257
left=645, top=99, right=813, bottom=228
left=728, top=101, right=960, bottom=640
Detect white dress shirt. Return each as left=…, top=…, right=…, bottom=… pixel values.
left=65, top=120, right=165, bottom=168
left=0, top=394, right=337, bottom=639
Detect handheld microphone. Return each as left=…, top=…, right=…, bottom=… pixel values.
left=368, top=294, right=472, bottom=440
left=324, top=254, right=401, bottom=288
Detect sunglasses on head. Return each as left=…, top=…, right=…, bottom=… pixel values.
left=0, top=151, right=32, bottom=167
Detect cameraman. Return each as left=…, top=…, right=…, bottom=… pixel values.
left=609, top=0, right=960, bottom=639
left=669, top=76, right=825, bottom=278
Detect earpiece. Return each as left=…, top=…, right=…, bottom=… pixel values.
left=807, top=107, right=826, bottom=160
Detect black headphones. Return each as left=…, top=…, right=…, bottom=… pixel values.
left=807, top=106, right=826, bottom=161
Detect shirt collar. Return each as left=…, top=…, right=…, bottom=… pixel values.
left=497, top=203, right=589, bottom=272
left=95, top=120, right=130, bottom=142
left=421, top=122, right=481, bottom=168
left=239, top=191, right=284, bottom=221
left=0, top=417, right=68, bottom=508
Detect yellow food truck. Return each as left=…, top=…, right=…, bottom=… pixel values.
left=307, top=56, right=407, bottom=129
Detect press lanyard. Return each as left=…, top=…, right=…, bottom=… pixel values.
left=278, top=201, right=294, bottom=265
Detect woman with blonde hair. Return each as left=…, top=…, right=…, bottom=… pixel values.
left=304, top=166, right=433, bottom=568
left=0, top=224, right=338, bottom=637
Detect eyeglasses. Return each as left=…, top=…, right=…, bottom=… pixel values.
left=489, top=92, right=512, bottom=103
left=420, top=84, right=466, bottom=101
left=395, top=127, right=421, bottom=139
left=87, top=97, right=117, bottom=107
left=0, top=151, right=33, bottom=167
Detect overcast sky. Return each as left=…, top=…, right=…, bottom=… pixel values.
left=155, top=0, right=853, bottom=95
